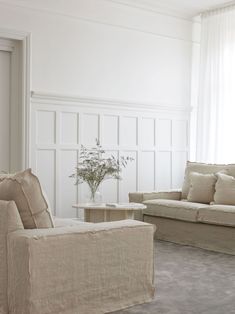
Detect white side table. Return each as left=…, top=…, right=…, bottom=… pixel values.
left=72, top=203, right=146, bottom=223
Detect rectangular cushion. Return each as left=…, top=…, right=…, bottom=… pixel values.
left=182, top=161, right=235, bottom=199
left=143, top=199, right=208, bottom=222
left=198, top=205, right=235, bottom=227
left=0, top=169, right=54, bottom=229
left=187, top=172, right=217, bottom=204
left=214, top=173, right=235, bottom=205
left=143, top=191, right=182, bottom=201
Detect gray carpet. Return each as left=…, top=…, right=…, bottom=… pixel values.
left=114, top=241, right=235, bottom=314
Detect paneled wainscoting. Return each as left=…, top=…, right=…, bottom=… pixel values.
left=30, top=92, right=190, bottom=218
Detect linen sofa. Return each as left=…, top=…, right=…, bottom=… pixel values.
left=0, top=170, right=155, bottom=314
left=129, top=161, right=235, bottom=255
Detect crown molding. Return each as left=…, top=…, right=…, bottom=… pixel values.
left=107, top=0, right=195, bottom=21
left=0, top=1, right=194, bottom=43
left=31, top=91, right=191, bottom=114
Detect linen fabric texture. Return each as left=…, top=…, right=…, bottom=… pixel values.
left=187, top=172, right=217, bottom=204
left=0, top=200, right=24, bottom=314
left=181, top=161, right=235, bottom=199
left=0, top=169, right=54, bottom=229
left=214, top=173, right=235, bottom=205
left=143, top=199, right=208, bottom=222
left=8, top=220, right=155, bottom=314
left=198, top=205, right=235, bottom=227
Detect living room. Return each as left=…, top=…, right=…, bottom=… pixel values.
left=0, top=0, right=234, bottom=313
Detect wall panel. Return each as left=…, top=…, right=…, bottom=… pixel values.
left=172, top=152, right=187, bottom=189
left=31, top=93, right=189, bottom=218
left=141, top=118, right=155, bottom=148
left=119, top=151, right=137, bottom=202
left=83, top=114, right=99, bottom=145
left=36, top=149, right=56, bottom=213
left=59, top=150, right=78, bottom=217
left=101, top=151, right=119, bottom=203
left=102, top=115, right=119, bottom=146
left=157, top=119, right=172, bottom=151
left=60, top=112, right=78, bottom=145
left=172, top=120, right=188, bottom=150
left=156, top=152, right=172, bottom=190
left=121, top=117, right=137, bottom=147
left=37, top=111, right=56, bottom=145
left=139, top=151, right=155, bottom=191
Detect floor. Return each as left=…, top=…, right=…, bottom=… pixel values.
left=114, top=241, right=235, bottom=314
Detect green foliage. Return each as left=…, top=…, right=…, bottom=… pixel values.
left=70, top=139, right=133, bottom=199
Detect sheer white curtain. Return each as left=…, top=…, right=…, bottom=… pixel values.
left=196, top=5, right=235, bottom=163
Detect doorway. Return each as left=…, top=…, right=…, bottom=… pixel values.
left=0, top=45, right=11, bottom=173
left=0, top=31, right=30, bottom=173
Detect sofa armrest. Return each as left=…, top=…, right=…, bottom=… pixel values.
left=129, top=190, right=182, bottom=203
left=8, top=220, right=155, bottom=314
left=0, top=201, right=24, bottom=314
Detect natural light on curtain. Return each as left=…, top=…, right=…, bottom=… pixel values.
left=196, top=5, right=235, bottom=163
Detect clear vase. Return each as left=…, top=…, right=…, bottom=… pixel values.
left=86, top=189, right=102, bottom=205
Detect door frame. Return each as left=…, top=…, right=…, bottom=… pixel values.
left=0, top=28, right=31, bottom=170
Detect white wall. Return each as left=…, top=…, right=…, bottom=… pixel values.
left=0, top=0, right=193, bottom=217
left=0, top=0, right=192, bottom=104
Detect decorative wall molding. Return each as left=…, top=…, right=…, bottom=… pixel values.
left=30, top=92, right=189, bottom=219
left=107, top=0, right=193, bottom=21
left=0, top=1, right=194, bottom=43
left=0, top=38, right=14, bottom=51
left=31, top=91, right=192, bottom=115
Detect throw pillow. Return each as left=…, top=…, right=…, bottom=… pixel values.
left=181, top=161, right=235, bottom=199
left=187, top=172, right=217, bottom=204
left=0, top=169, right=54, bottom=229
left=213, top=173, right=235, bottom=205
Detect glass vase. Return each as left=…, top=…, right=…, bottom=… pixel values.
left=86, top=189, right=102, bottom=205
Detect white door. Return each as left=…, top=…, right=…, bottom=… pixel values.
left=0, top=49, right=11, bottom=173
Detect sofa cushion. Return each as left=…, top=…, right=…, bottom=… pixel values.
left=181, top=161, right=235, bottom=199
left=187, top=172, right=217, bottom=204
left=213, top=173, right=235, bottom=205
left=0, top=169, right=54, bottom=229
left=198, top=205, right=235, bottom=227
left=143, top=199, right=208, bottom=222
left=143, top=191, right=182, bottom=201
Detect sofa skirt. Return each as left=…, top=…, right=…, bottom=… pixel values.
left=144, top=215, right=235, bottom=255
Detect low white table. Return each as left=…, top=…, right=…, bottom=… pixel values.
left=72, top=203, right=146, bottom=223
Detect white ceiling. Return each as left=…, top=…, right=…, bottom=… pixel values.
left=110, top=0, right=231, bottom=18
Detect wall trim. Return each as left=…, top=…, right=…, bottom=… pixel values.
left=31, top=91, right=192, bottom=114
left=0, top=2, right=194, bottom=43
left=107, top=0, right=195, bottom=22
left=0, top=38, right=14, bottom=51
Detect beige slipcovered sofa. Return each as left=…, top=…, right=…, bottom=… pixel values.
left=0, top=170, right=155, bottom=314
left=129, top=162, right=235, bottom=255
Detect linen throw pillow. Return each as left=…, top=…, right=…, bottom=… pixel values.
left=187, top=172, right=217, bottom=204
left=181, top=161, right=235, bottom=199
left=213, top=173, right=235, bottom=205
left=0, top=169, right=54, bottom=229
